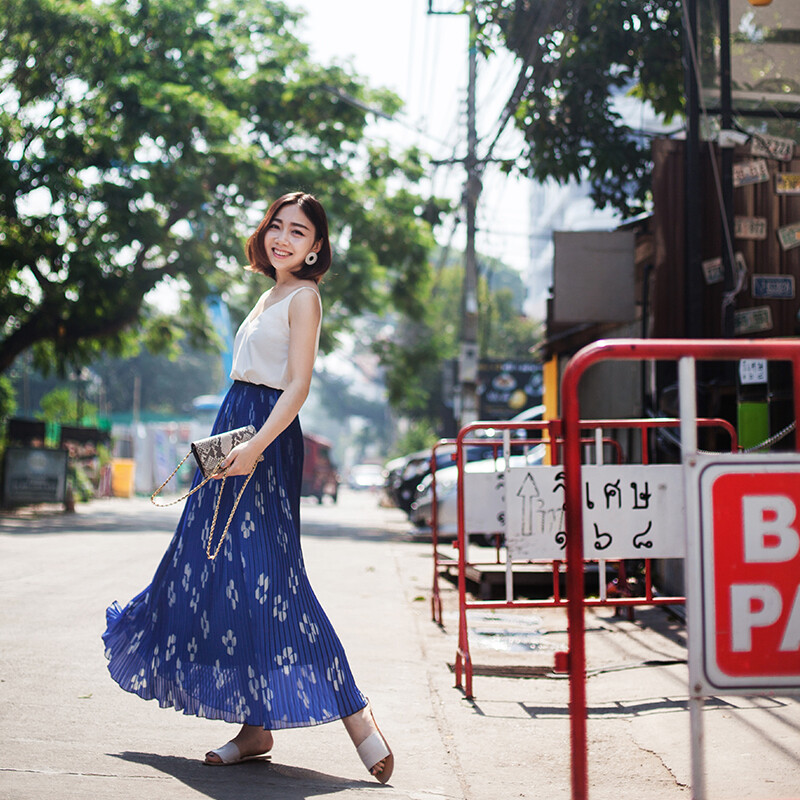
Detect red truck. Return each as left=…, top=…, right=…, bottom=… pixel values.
left=301, top=433, right=339, bottom=503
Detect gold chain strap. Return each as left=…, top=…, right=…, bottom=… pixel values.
left=205, top=464, right=259, bottom=561
left=150, top=451, right=215, bottom=507
left=151, top=451, right=262, bottom=561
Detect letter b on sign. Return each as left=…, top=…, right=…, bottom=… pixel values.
left=742, top=495, right=800, bottom=563
left=710, top=473, right=800, bottom=682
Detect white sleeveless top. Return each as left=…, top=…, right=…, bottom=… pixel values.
left=229, top=286, right=322, bottom=389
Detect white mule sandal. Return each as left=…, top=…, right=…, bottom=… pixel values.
left=204, top=740, right=271, bottom=766
left=356, top=707, right=394, bottom=784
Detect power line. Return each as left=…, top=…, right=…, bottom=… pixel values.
left=479, top=0, right=565, bottom=164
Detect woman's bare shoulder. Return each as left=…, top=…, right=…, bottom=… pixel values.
left=288, top=284, right=322, bottom=320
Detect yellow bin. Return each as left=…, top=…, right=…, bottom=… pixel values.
left=111, top=459, right=136, bottom=497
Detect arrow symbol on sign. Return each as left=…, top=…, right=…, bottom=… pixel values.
left=516, top=473, right=539, bottom=536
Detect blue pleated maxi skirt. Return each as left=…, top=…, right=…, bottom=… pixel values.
left=103, top=381, right=367, bottom=728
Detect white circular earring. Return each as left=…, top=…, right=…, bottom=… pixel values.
left=305, top=251, right=318, bottom=266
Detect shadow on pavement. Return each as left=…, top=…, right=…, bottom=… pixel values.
left=0, top=505, right=181, bottom=536
left=0, top=496, right=413, bottom=544
left=467, top=694, right=793, bottom=721
left=110, top=751, right=378, bottom=799
left=301, top=521, right=406, bottom=544
left=598, top=605, right=688, bottom=651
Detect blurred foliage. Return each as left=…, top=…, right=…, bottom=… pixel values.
left=0, top=0, right=448, bottom=377
left=474, top=0, right=684, bottom=217
left=0, top=376, right=17, bottom=422
left=37, top=386, right=98, bottom=424
left=92, top=348, right=225, bottom=415
left=375, top=249, right=542, bottom=429
left=388, top=419, right=440, bottom=461
left=68, top=459, right=95, bottom=502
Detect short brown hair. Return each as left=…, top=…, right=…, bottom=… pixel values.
left=245, top=192, right=332, bottom=282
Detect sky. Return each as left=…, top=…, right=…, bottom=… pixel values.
left=286, top=0, right=635, bottom=319
left=286, top=0, right=561, bottom=317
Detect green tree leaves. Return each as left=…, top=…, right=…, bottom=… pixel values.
left=375, top=252, right=541, bottom=425
left=1, top=0, right=440, bottom=378
left=476, top=0, right=684, bottom=217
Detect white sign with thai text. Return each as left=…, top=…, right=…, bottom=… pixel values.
left=505, top=464, right=685, bottom=560
left=702, top=252, right=747, bottom=286
left=777, top=222, right=800, bottom=251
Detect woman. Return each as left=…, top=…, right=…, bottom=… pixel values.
left=103, top=192, right=393, bottom=783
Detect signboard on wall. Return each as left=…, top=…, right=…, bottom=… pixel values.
left=552, top=230, right=636, bottom=324
left=2, top=447, right=69, bottom=506
left=478, top=360, right=543, bottom=420
left=752, top=275, right=795, bottom=300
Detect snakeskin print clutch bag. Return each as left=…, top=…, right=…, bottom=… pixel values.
left=190, top=425, right=257, bottom=478
left=151, top=425, right=262, bottom=560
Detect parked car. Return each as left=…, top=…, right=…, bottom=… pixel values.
left=385, top=449, right=448, bottom=514
left=385, top=445, right=496, bottom=515
left=385, top=406, right=547, bottom=517
left=410, top=444, right=547, bottom=540
left=347, top=463, right=385, bottom=490
left=301, top=433, right=339, bottom=503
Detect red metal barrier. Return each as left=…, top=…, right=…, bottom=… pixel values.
left=430, top=438, right=457, bottom=627
left=449, top=416, right=736, bottom=700
left=560, top=338, right=800, bottom=800
left=430, top=434, right=554, bottom=625
left=431, top=429, right=643, bottom=624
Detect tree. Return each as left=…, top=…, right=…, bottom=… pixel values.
left=37, top=386, right=97, bottom=425
left=0, top=375, right=16, bottom=422
left=479, top=282, right=544, bottom=360
left=375, top=250, right=542, bottom=431
left=475, top=0, right=684, bottom=217
left=0, top=0, right=446, bottom=376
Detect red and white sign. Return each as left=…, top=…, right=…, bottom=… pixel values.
left=697, top=460, right=800, bottom=691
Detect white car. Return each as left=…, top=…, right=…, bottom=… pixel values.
left=347, top=463, right=385, bottom=490
left=410, top=444, right=546, bottom=540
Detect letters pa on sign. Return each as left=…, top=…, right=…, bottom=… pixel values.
left=709, top=473, right=800, bottom=680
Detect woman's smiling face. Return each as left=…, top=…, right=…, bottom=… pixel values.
left=263, top=203, right=321, bottom=275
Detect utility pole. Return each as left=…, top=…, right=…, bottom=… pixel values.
left=427, top=1, right=482, bottom=427
left=684, top=0, right=703, bottom=338
left=460, top=6, right=481, bottom=427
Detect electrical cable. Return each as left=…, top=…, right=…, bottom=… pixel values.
left=656, top=418, right=797, bottom=455
left=478, top=0, right=565, bottom=166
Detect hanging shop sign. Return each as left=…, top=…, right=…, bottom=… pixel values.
left=702, top=252, right=747, bottom=285
left=749, top=133, right=795, bottom=162
left=734, top=306, right=773, bottom=336
left=733, top=158, right=770, bottom=188
left=777, top=221, right=800, bottom=251
left=751, top=274, right=795, bottom=300
left=734, top=216, right=768, bottom=240
left=775, top=173, right=800, bottom=195
left=477, top=360, right=543, bottom=420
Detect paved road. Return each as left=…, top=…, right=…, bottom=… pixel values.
left=1, top=491, right=798, bottom=799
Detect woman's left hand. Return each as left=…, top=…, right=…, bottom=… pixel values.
left=214, top=441, right=263, bottom=478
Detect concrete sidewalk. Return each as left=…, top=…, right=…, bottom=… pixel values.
left=1, top=493, right=798, bottom=800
